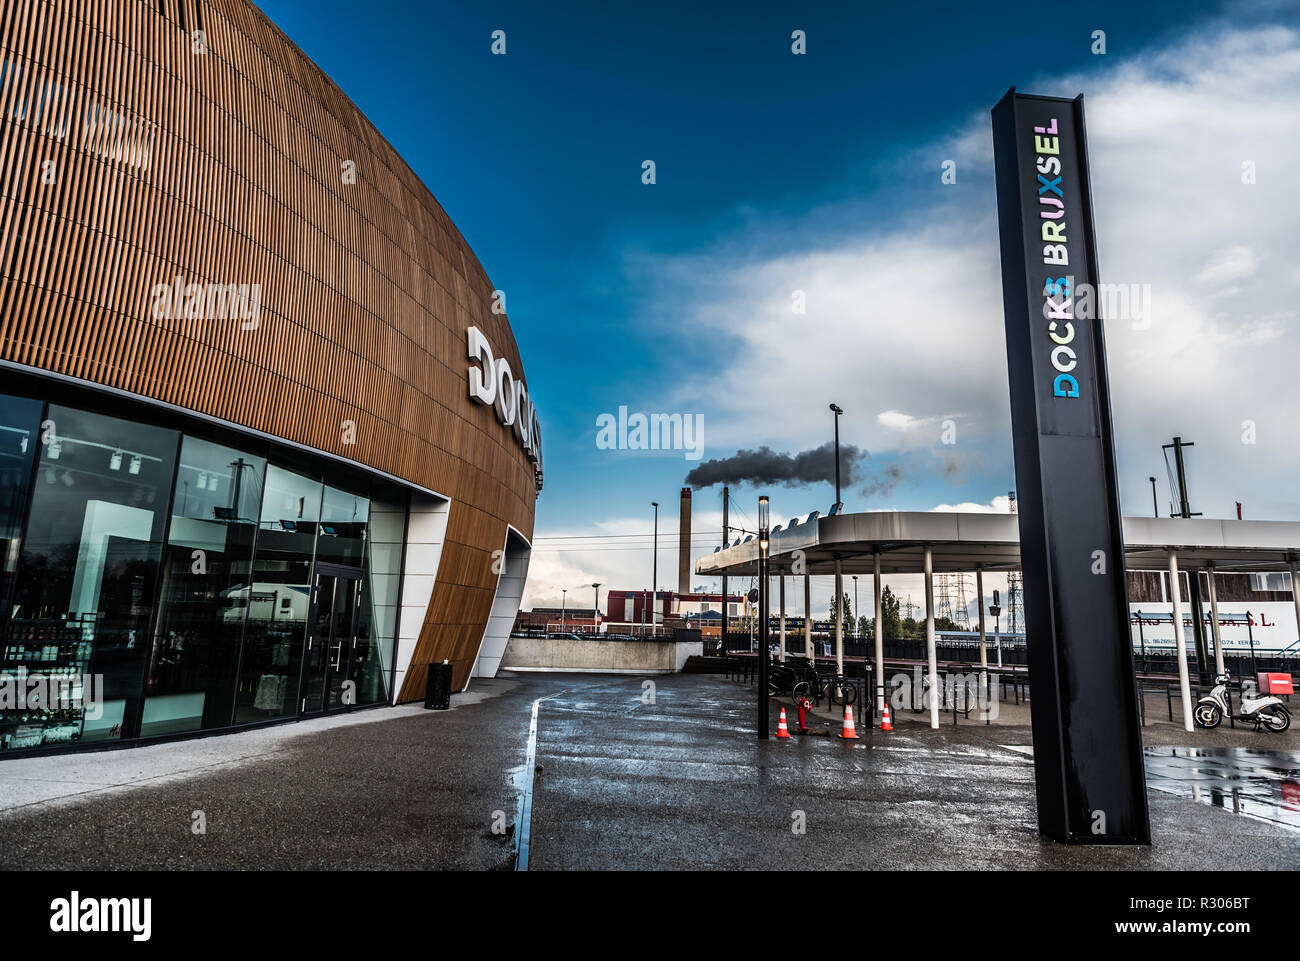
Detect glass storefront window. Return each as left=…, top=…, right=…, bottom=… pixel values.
left=316, top=485, right=369, bottom=568
left=0, top=395, right=42, bottom=635
left=3, top=406, right=178, bottom=748
left=358, top=490, right=406, bottom=706
left=313, top=484, right=373, bottom=710
left=0, top=388, right=415, bottom=750
left=0, top=395, right=44, bottom=751
left=233, top=465, right=321, bottom=724
left=144, top=438, right=266, bottom=735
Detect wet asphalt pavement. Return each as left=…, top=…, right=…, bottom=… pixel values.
left=526, top=674, right=1299, bottom=870
left=0, top=672, right=1295, bottom=870
left=1145, top=747, right=1300, bottom=832
left=0, top=680, right=532, bottom=870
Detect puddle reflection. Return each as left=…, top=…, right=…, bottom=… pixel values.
left=1145, top=746, right=1300, bottom=831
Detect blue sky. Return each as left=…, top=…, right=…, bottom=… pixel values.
left=258, top=0, right=1299, bottom=613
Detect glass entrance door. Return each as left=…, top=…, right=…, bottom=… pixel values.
left=324, top=576, right=360, bottom=710
left=300, top=565, right=363, bottom=715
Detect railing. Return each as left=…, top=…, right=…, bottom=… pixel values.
left=721, top=632, right=1297, bottom=678
left=602, top=622, right=672, bottom=638
left=1133, top=652, right=1297, bottom=677
left=718, top=632, right=1029, bottom=665
left=722, top=651, right=1027, bottom=727
left=509, top=627, right=696, bottom=642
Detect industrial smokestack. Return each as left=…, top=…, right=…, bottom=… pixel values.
left=679, top=487, right=691, bottom=594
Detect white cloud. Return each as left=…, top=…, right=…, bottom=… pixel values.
left=874, top=410, right=952, bottom=448
left=877, top=410, right=921, bottom=432
left=524, top=17, right=1300, bottom=615
left=1195, top=245, right=1260, bottom=286
left=931, top=495, right=1016, bottom=514
left=651, top=223, right=1011, bottom=458
left=636, top=21, right=1300, bottom=522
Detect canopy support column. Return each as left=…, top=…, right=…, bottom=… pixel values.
left=925, top=547, right=939, bottom=729
left=1290, top=559, right=1300, bottom=669
left=804, top=573, right=813, bottom=662
left=778, top=574, right=786, bottom=663
left=874, top=551, right=884, bottom=720
left=834, top=558, right=844, bottom=681
left=976, top=565, right=988, bottom=710
left=1207, top=563, right=1224, bottom=677
left=1170, top=551, right=1194, bottom=732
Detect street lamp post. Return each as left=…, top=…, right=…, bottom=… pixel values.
left=853, top=575, right=858, bottom=639
left=829, top=403, right=844, bottom=682
left=561, top=589, right=567, bottom=632
left=989, top=601, right=1002, bottom=668
left=651, top=501, right=659, bottom=630
left=1245, top=610, right=1258, bottom=678
left=758, top=496, right=770, bottom=740
left=829, top=403, right=843, bottom=508
left=228, top=458, right=254, bottom=520
left=1148, top=476, right=1159, bottom=519
left=591, top=582, right=601, bottom=637
left=1135, top=610, right=1145, bottom=667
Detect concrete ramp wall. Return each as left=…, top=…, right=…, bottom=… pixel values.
left=500, top=637, right=703, bottom=674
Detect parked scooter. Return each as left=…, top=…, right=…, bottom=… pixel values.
left=1194, top=673, right=1291, bottom=733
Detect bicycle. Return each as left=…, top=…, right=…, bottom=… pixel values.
left=793, top=671, right=858, bottom=709
left=766, top=661, right=799, bottom=698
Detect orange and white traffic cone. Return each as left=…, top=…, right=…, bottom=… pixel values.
left=880, top=704, right=894, bottom=731
left=838, top=704, right=859, bottom=740
left=775, top=707, right=792, bottom=739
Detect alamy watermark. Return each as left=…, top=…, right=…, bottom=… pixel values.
left=1043, top=278, right=1153, bottom=330
left=596, top=406, right=704, bottom=461
left=50, top=892, right=150, bottom=941
left=0, top=669, right=103, bottom=718
left=888, top=665, right=1000, bottom=720
left=150, top=275, right=262, bottom=329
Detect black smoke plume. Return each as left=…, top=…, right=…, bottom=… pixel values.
left=860, top=462, right=906, bottom=497
left=685, top=442, right=866, bottom=490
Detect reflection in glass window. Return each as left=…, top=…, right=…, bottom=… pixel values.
left=0, top=395, right=43, bottom=751
left=261, top=465, right=322, bottom=534
left=3, top=406, right=178, bottom=748
left=356, top=491, right=406, bottom=706
left=0, top=395, right=41, bottom=635
left=145, top=438, right=266, bottom=735
left=234, top=465, right=321, bottom=723
left=316, top=485, right=368, bottom=568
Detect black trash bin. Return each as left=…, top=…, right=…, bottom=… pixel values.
left=425, top=660, right=453, bottom=710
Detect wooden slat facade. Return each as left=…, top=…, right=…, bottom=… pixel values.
left=0, top=0, right=538, bottom=698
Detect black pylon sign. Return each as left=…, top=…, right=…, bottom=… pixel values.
left=991, top=88, right=1149, bottom=845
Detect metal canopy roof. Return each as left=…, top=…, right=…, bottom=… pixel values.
left=694, top=512, right=1300, bottom=577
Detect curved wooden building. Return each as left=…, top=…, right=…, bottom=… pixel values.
left=0, top=0, right=538, bottom=752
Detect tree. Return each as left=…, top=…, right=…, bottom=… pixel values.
left=828, top=592, right=852, bottom=626
left=880, top=585, right=903, bottom=639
